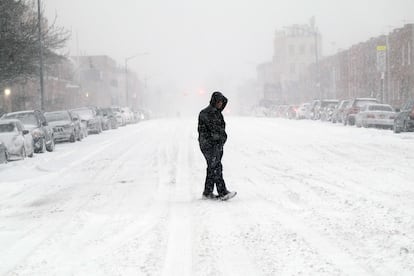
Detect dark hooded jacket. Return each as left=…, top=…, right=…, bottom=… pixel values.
left=198, top=91, right=228, bottom=149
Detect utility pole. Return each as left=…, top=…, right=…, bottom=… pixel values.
left=37, top=0, right=45, bottom=110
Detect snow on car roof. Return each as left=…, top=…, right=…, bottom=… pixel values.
left=0, top=119, right=22, bottom=124
left=5, top=110, right=36, bottom=115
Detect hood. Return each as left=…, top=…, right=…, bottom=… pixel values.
left=209, top=91, right=228, bottom=111
left=48, top=120, right=71, bottom=127
left=0, top=133, right=19, bottom=148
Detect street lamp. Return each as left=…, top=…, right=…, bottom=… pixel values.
left=4, top=88, right=11, bottom=97
left=125, top=52, right=149, bottom=108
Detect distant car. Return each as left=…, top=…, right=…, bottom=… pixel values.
left=344, top=98, right=379, bottom=126
left=320, top=103, right=338, bottom=122
left=296, top=103, right=309, bottom=119
left=355, top=104, right=396, bottom=129
left=121, top=107, right=135, bottom=124
left=70, top=112, right=87, bottom=140
left=332, top=99, right=351, bottom=123
left=286, top=105, right=299, bottom=119
left=1, top=110, right=55, bottom=153
left=393, top=100, right=414, bottom=133
left=110, top=106, right=127, bottom=126
left=45, top=110, right=81, bottom=143
left=0, top=119, right=34, bottom=160
left=0, top=141, right=7, bottom=164
left=307, top=100, right=320, bottom=120
left=70, top=107, right=102, bottom=134
left=100, top=108, right=118, bottom=130
left=314, top=99, right=339, bottom=120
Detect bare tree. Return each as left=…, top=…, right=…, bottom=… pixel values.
left=0, top=0, right=70, bottom=88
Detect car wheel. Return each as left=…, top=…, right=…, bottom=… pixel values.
left=69, top=132, right=76, bottom=143
left=39, top=138, right=47, bottom=153
left=46, top=137, right=55, bottom=152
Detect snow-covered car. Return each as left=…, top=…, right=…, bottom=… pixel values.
left=100, top=108, right=118, bottom=129
left=45, top=110, right=81, bottom=143
left=0, top=141, right=8, bottom=163
left=121, top=107, right=135, bottom=124
left=296, top=103, right=309, bottom=119
left=344, top=98, right=379, bottom=126
left=1, top=110, right=55, bottom=153
left=70, top=107, right=102, bottom=134
left=332, top=99, right=351, bottom=123
left=355, top=104, right=396, bottom=129
left=393, top=100, right=414, bottom=133
left=111, top=107, right=127, bottom=126
left=314, top=99, right=339, bottom=120
left=0, top=119, right=34, bottom=160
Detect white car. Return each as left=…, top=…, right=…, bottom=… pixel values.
left=0, top=119, right=34, bottom=160
left=355, top=104, right=396, bottom=129
left=121, top=107, right=135, bottom=124
left=296, top=103, right=310, bottom=119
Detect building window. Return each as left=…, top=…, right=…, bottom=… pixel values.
left=402, top=44, right=405, bottom=66
left=290, top=63, right=296, bottom=74
left=300, top=44, right=305, bottom=55
left=289, top=45, right=295, bottom=56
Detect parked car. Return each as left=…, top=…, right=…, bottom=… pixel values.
left=0, top=119, right=34, bottom=160
left=320, top=103, right=338, bottom=122
left=100, top=108, right=118, bottom=130
left=307, top=100, right=320, bottom=120
left=355, top=104, right=396, bottom=129
left=286, top=105, right=299, bottom=119
left=393, top=100, right=414, bottom=133
left=45, top=110, right=81, bottom=143
left=70, top=107, right=102, bottom=134
left=121, top=107, right=135, bottom=124
left=1, top=110, right=55, bottom=153
left=296, top=103, right=310, bottom=119
left=332, top=99, right=351, bottom=123
left=343, top=98, right=379, bottom=126
left=314, top=99, right=339, bottom=120
left=70, top=112, right=88, bottom=139
left=0, top=141, right=7, bottom=164
left=110, top=106, right=127, bottom=126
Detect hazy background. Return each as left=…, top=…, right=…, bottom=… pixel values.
left=45, top=0, right=414, bottom=115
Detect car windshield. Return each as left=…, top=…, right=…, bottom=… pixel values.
left=4, top=113, right=37, bottom=126
left=71, top=109, right=93, bottom=118
left=45, top=112, right=71, bottom=122
left=368, top=105, right=393, bottom=112
left=321, top=101, right=338, bottom=107
left=356, top=100, right=377, bottom=107
left=0, top=123, right=17, bottom=133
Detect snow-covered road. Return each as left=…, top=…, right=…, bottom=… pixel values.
left=1, top=117, right=414, bottom=275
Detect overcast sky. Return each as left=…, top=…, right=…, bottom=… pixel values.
left=45, top=0, right=414, bottom=95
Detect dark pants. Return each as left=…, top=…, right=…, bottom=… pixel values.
left=200, top=144, right=228, bottom=196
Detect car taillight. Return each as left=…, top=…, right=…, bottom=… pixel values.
left=366, top=114, right=375, bottom=119
left=350, top=107, right=360, bottom=114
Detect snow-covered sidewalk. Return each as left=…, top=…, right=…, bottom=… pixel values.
left=1, top=117, right=413, bottom=275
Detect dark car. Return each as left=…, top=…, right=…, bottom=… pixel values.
left=45, top=110, right=82, bottom=143
left=343, top=98, right=379, bottom=126
left=393, top=100, right=414, bottom=133
left=1, top=110, right=55, bottom=153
